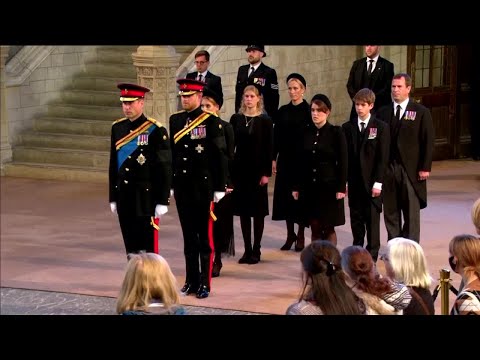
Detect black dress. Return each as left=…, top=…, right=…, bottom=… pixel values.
left=230, top=113, right=273, bottom=217
left=272, top=100, right=310, bottom=223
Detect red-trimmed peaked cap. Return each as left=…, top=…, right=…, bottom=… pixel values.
left=177, top=78, right=205, bottom=96
left=117, top=83, right=150, bottom=101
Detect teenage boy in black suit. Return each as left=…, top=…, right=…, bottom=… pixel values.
left=342, top=88, right=390, bottom=262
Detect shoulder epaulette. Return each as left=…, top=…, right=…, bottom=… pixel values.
left=171, top=110, right=186, bottom=115
left=203, top=110, right=218, bottom=117
left=112, top=117, right=127, bottom=125
left=147, top=117, right=165, bottom=128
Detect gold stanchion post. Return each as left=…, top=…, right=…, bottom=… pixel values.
left=439, top=268, right=451, bottom=315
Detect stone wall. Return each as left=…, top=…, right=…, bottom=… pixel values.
left=5, top=46, right=100, bottom=144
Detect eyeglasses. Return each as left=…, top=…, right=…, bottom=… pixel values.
left=194, top=61, right=207, bottom=65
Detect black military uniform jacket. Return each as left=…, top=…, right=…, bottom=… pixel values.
left=235, top=62, right=279, bottom=118
left=169, top=107, right=228, bottom=197
left=109, top=114, right=172, bottom=216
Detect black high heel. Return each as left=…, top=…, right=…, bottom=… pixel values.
left=280, top=234, right=297, bottom=251
left=295, top=235, right=305, bottom=252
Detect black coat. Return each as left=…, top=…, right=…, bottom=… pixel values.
left=342, top=116, right=390, bottom=211
left=293, top=122, right=348, bottom=226
left=109, top=114, right=172, bottom=216
left=186, top=71, right=223, bottom=106
left=346, top=56, right=394, bottom=112
left=235, top=62, right=279, bottom=118
left=230, top=113, right=273, bottom=217
left=376, top=100, right=434, bottom=209
left=272, top=100, right=310, bottom=221
left=169, top=107, right=228, bottom=201
left=220, top=119, right=235, bottom=187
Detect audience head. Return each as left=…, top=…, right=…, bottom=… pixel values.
left=299, top=240, right=365, bottom=315
left=385, top=237, right=433, bottom=289
left=471, top=197, right=480, bottom=235
left=448, top=234, right=480, bottom=279
left=116, top=252, right=180, bottom=314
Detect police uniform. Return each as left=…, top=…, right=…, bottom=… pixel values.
left=109, top=83, right=172, bottom=257
left=235, top=45, right=279, bottom=118
left=170, top=78, right=228, bottom=299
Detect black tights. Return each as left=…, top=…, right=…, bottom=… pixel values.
left=287, top=220, right=305, bottom=238
left=240, top=216, right=265, bottom=253
left=310, top=219, right=337, bottom=246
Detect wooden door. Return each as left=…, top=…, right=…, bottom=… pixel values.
left=408, top=45, right=474, bottom=160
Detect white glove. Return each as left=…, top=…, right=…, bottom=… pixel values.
left=155, top=204, right=168, bottom=218
left=110, top=202, right=117, bottom=214
left=213, top=191, right=226, bottom=203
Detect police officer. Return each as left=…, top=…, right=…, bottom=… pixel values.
left=170, top=78, right=228, bottom=299
left=109, top=83, right=172, bottom=259
left=235, top=45, right=279, bottom=119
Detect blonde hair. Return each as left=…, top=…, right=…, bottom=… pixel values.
left=449, top=234, right=480, bottom=279
left=472, top=197, right=480, bottom=234
left=116, top=253, right=180, bottom=314
left=239, top=85, right=265, bottom=115
left=387, top=237, right=433, bottom=289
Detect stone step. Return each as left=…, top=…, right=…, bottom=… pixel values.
left=19, top=131, right=110, bottom=151
left=70, top=76, right=137, bottom=91
left=13, top=146, right=109, bottom=169
left=3, top=162, right=107, bottom=183
left=95, top=46, right=138, bottom=64
left=60, top=89, right=119, bottom=107
left=34, top=117, right=112, bottom=136
left=84, top=63, right=136, bottom=79
left=47, top=103, right=123, bottom=120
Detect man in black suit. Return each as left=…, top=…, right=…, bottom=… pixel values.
left=342, top=88, right=390, bottom=262
left=347, top=45, right=394, bottom=120
left=109, top=83, right=172, bottom=259
left=235, top=45, right=279, bottom=118
left=186, top=50, right=223, bottom=106
left=169, top=78, right=228, bottom=299
left=377, top=73, right=434, bottom=242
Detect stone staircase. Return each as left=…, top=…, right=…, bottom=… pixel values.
left=4, top=46, right=195, bottom=183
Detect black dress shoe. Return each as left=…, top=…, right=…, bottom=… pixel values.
left=212, top=262, right=222, bottom=277
left=249, top=254, right=260, bottom=264
left=196, top=285, right=210, bottom=299
left=180, top=283, right=199, bottom=295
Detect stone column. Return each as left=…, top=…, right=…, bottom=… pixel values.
left=1, top=45, right=12, bottom=175
left=132, top=46, right=181, bottom=131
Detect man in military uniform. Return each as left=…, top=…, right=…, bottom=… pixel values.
left=109, top=83, right=172, bottom=259
left=235, top=45, right=279, bottom=119
left=170, top=78, right=228, bottom=299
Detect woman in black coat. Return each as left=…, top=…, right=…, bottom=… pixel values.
left=231, top=84, right=273, bottom=264
left=272, top=73, right=310, bottom=252
left=292, top=94, right=347, bottom=245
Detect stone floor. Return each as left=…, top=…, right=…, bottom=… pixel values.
left=1, top=159, right=479, bottom=315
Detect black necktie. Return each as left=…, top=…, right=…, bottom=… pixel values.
left=248, top=66, right=255, bottom=77
left=395, top=105, right=401, bottom=121
left=367, top=59, right=374, bottom=75
left=198, top=73, right=203, bottom=82
left=360, top=122, right=366, bottom=134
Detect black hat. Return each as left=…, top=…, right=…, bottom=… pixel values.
left=245, top=45, right=266, bottom=57
left=117, top=83, right=150, bottom=101
left=176, top=78, right=205, bottom=96
left=202, top=87, right=223, bottom=109
left=311, top=94, right=332, bottom=111
left=286, top=73, right=307, bottom=88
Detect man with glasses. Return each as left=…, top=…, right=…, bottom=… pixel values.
left=186, top=50, right=223, bottom=106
